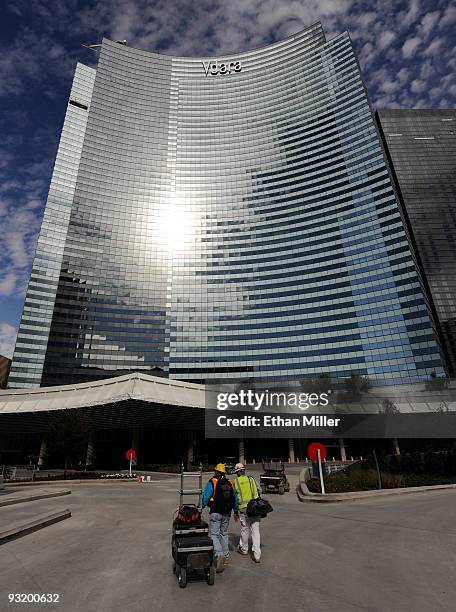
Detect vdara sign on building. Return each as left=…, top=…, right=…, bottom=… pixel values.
left=202, top=59, right=242, bottom=76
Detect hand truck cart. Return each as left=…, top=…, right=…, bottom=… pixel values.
left=171, top=463, right=215, bottom=588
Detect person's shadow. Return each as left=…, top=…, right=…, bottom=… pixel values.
left=228, top=524, right=266, bottom=552
left=228, top=532, right=239, bottom=551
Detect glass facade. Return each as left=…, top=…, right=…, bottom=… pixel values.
left=9, top=24, right=446, bottom=388
left=9, top=63, right=96, bottom=388
left=376, top=109, right=456, bottom=375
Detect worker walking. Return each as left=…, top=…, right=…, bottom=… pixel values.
left=202, top=463, right=239, bottom=573
left=233, top=463, right=262, bottom=563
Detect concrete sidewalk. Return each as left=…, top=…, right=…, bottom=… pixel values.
left=1, top=481, right=456, bottom=611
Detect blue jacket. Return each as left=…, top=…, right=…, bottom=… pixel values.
left=202, top=476, right=239, bottom=514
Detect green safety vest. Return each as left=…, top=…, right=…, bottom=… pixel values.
left=234, top=475, right=259, bottom=509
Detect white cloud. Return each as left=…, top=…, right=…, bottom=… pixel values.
left=413, top=98, right=429, bottom=109
left=0, top=20, right=76, bottom=98
left=410, top=78, right=426, bottom=93
left=402, top=37, right=422, bottom=59
left=420, top=60, right=434, bottom=79
left=0, top=323, right=16, bottom=359
left=439, top=5, right=456, bottom=28
left=0, top=188, right=42, bottom=299
left=424, top=37, right=444, bottom=56
left=374, top=94, right=401, bottom=109
left=0, top=273, right=16, bottom=296
left=359, top=41, right=376, bottom=66
left=377, top=30, right=396, bottom=51
left=419, top=11, right=441, bottom=38
left=380, top=79, right=401, bottom=94
left=353, top=11, right=377, bottom=29
left=401, top=0, right=421, bottom=27
left=0, top=151, right=14, bottom=169
left=6, top=231, right=30, bottom=268
left=429, top=85, right=443, bottom=100
left=397, top=68, right=410, bottom=84
left=440, top=72, right=455, bottom=89
left=0, top=0, right=454, bottom=113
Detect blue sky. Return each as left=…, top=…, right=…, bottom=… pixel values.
left=0, top=0, right=455, bottom=358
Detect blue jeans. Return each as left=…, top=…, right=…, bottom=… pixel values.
left=209, top=512, right=231, bottom=559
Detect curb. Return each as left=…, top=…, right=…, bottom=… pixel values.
left=0, top=510, right=71, bottom=545
left=296, top=483, right=456, bottom=503
left=0, top=489, right=71, bottom=507
left=4, top=479, right=138, bottom=487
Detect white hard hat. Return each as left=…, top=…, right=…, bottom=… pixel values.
left=234, top=463, right=245, bottom=472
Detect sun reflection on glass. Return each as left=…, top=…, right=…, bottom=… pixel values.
left=156, top=197, right=198, bottom=251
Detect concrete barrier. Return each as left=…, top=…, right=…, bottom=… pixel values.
left=0, top=488, right=71, bottom=508
left=0, top=510, right=71, bottom=545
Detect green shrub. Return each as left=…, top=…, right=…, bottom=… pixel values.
left=384, top=454, right=402, bottom=474
left=32, top=471, right=104, bottom=481
left=136, top=463, right=211, bottom=473
left=444, top=448, right=456, bottom=476
left=343, top=373, right=372, bottom=395
left=306, top=469, right=456, bottom=493
left=381, top=449, right=456, bottom=477
left=136, top=464, right=182, bottom=473
left=307, top=469, right=401, bottom=493
left=425, top=371, right=449, bottom=391
left=400, top=473, right=455, bottom=487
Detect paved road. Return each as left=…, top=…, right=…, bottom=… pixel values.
left=1, top=476, right=455, bottom=612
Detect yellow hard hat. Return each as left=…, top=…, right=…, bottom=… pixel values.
left=214, top=463, right=226, bottom=474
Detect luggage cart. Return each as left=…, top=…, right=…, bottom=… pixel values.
left=171, top=464, right=215, bottom=588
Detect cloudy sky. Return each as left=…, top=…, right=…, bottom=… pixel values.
left=0, top=0, right=455, bottom=358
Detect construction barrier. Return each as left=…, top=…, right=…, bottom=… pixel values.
left=137, top=475, right=155, bottom=483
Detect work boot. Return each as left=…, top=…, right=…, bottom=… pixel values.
left=216, top=556, right=225, bottom=573
left=224, top=556, right=230, bottom=566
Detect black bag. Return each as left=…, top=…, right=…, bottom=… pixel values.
left=211, top=476, right=235, bottom=514
left=246, top=497, right=273, bottom=518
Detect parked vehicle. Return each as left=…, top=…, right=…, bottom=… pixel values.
left=260, top=459, right=290, bottom=495
left=223, top=457, right=237, bottom=475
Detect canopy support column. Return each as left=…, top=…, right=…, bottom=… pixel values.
left=339, top=438, right=347, bottom=462
left=288, top=438, right=295, bottom=463
left=86, top=432, right=95, bottom=467
left=239, top=439, right=245, bottom=465
left=38, top=438, right=47, bottom=467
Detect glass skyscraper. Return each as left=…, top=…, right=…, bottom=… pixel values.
left=376, top=109, right=456, bottom=376
left=9, top=23, right=446, bottom=388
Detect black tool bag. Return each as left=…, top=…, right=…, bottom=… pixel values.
left=246, top=497, right=273, bottom=518
left=175, top=504, right=201, bottom=525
